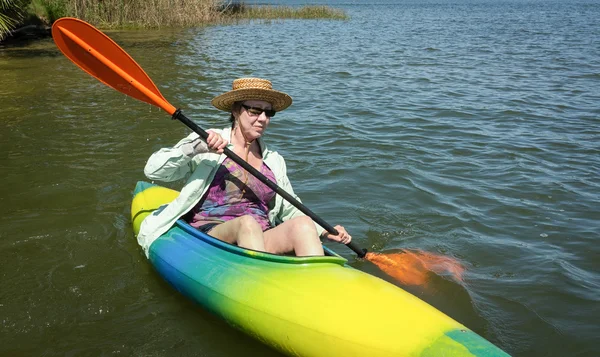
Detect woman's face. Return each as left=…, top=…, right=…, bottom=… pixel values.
left=235, top=100, right=273, bottom=141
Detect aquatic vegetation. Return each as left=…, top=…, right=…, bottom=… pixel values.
left=222, top=3, right=349, bottom=21
left=1, top=0, right=348, bottom=38
left=53, top=0, right=223, bottom=28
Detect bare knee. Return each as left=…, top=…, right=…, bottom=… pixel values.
left=237, top=215, right=262, bottom=234
left=291, top=216, right=317, bottom=235
left=289, top=216, right=322, bottom=256
left=235, top=215, right=265, bottom=251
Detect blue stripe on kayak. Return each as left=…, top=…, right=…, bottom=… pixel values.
left=422, top=328, right=511, bottom=356
left=134, top=180, right=155, bottom=195
left=446, top=329, right=510, bottom=356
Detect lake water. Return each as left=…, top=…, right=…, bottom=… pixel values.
left=1, top=0, right=598, bottom=356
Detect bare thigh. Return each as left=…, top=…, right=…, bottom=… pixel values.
left=207, top=219, right=241, bottom=244
left=264, top=216, right=323, bottom=256
left=263, top=223, right=296, bottom=255
left=207, top=216, right=264, bottom=251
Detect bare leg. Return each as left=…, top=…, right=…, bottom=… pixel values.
left=208, top=215, right=265, bottom=251
left=264, top=216, right=324, bottom=256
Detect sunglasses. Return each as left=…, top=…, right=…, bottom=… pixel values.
left=241, top=104, right=276, bottom=118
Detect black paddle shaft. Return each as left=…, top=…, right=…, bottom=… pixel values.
left=172, top=110, right=367, bottom=258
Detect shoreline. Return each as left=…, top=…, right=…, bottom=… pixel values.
left=0, top=4, right=348, bottom=46
left=1, top=24, right=51, bottom=46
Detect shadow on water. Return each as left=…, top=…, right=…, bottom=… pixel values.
left=0, top=47, right=62, bottom=58
left=0, top=27, right=189, bottom=60
left=0, top=38, right=61, bottom=58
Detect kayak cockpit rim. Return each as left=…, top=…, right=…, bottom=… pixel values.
left=175, top=220, right=348, bottom=265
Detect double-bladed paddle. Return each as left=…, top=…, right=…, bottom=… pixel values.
left=51, top=17, right=368, bottom=257
left=52, top=17, right=468, bottom=286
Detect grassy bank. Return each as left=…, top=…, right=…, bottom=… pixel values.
left=223, top=3, right=347, bottom=21
left=1, top=0, right=348, bottom=40
left=32, top=0, right=222, bottom=28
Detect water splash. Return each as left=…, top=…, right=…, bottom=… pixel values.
left=366, top=250, right=465, bottom=286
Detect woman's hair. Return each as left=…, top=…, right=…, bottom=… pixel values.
left=229, top=102, right=242, bottom=127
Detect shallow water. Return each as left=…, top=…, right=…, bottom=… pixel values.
left=1, top=1, right=599, bottom=356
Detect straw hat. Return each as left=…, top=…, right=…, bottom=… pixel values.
left=211, top=78, right=293, bottom=113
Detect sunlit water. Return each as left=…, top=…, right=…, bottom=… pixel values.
left=1, top=1, right=598, bottom=356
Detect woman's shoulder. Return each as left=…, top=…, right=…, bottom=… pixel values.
left=260, top=139, right=282, bottom=159
left=263, top=146, right=287, bottom=174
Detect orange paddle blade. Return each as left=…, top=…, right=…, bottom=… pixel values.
left=365, top=250, right=465, bottom=286
left=51, top=17, right=176, bottom=115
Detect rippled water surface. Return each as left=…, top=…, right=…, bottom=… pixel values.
left=1, top=1, right=599, bottom=356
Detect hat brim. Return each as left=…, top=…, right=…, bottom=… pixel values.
left=211, top=88, right=292, bottom=113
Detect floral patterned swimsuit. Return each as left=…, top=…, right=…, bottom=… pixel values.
left=188, top=157, right=277, bottom=232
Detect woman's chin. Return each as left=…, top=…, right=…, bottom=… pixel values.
left=252, top=130, right=264, bottom=139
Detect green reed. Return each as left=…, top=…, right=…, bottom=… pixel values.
left=28, top=0, right=348, bottom=29
left=221, top=3, right=349, bottom=21
left=34, top=0, right=221, bottom=28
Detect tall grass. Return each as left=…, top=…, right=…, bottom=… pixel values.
left=46, top=0, right=223, bottom=28
left=34, top=0, right=347, bottom=28
left=1, top=0, right=348, bottom=40
left=228, top=4, right=348, bottom=21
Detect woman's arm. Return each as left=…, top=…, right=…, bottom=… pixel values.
left=144, top=130, right=225, bottom=182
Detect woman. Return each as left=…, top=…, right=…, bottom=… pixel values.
left=137, top=78, right=351, bottom=257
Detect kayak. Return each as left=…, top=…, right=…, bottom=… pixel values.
left=131, top=181, right=509, bottom=357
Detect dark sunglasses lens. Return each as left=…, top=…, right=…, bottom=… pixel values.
left=244, top=105, right=276, bottom=117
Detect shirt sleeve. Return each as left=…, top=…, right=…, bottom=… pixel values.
left=144, top=131, right=206, bottom=182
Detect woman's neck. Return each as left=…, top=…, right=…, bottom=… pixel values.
left=232, top=125, right=258, bottom=152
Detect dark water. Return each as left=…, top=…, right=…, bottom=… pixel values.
left=1, top=1, right=599, bottom=356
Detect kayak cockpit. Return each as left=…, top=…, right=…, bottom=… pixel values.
left=175, top=219, right=348, bottom=265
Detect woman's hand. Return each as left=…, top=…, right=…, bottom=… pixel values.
left=321, top=225, right=352, bottom=245
left=183, top=131, right=228, bottom=156
left=205, top=130, right=228, bottom=154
